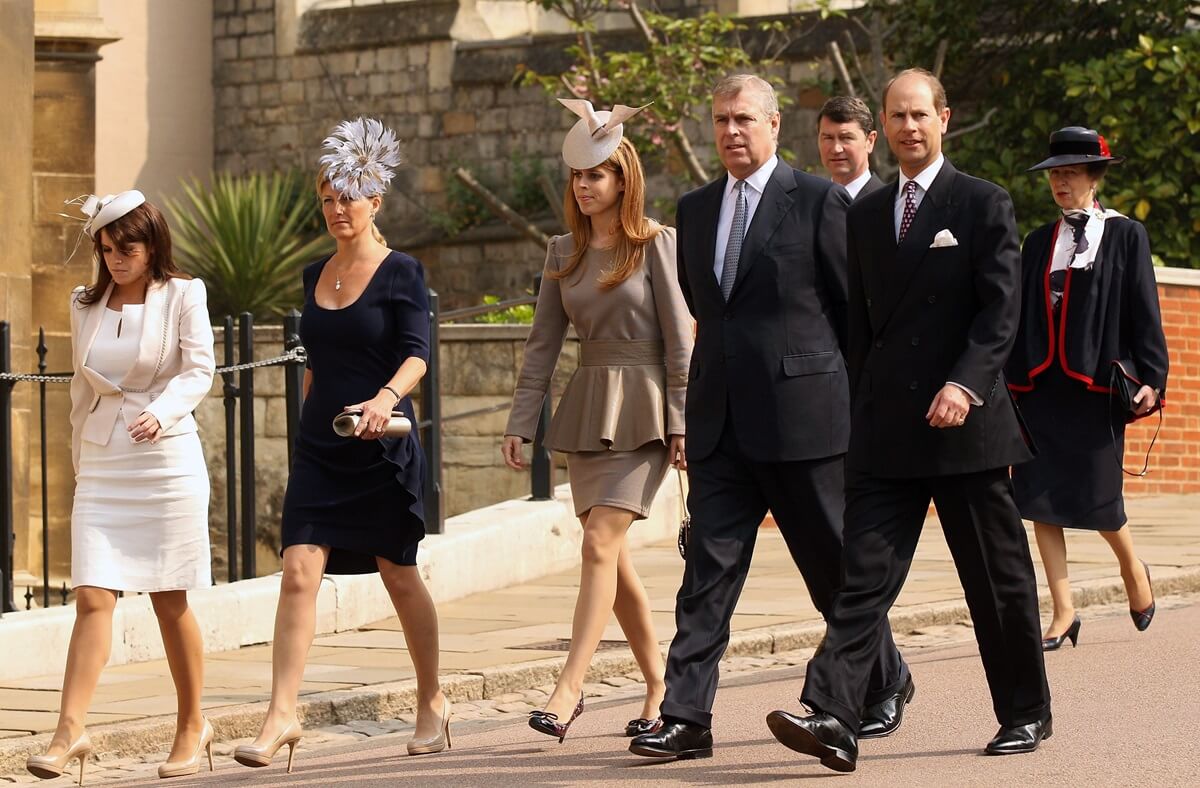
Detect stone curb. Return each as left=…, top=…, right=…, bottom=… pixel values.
left=3, top=567, right=1198, bottom=776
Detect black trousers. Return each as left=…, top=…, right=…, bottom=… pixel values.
left=660, top=419, right=907, bottom=728
left=801, top=468, right=1051, bottom=730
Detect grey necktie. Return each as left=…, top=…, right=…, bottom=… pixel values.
left=720, top=180, right=747, bottom=301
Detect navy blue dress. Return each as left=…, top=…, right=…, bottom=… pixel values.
left=281, top=251, right=429, bottom=573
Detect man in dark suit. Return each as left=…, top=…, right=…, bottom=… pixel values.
left=629, top=74, right=909, bottom=762
left=818, top=96, right=884, bottom=201
left=766, top=69, right=1052, bottom=773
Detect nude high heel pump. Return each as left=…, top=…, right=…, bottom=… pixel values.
left=158, top=718, right=214, bottom=779
left=407, top=699, right=452, bottom=755
left=26, top=731, right=93, bottom=785
left=233, top=720, right=302, bottom=773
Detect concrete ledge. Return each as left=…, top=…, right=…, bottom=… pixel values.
left=4, top=567, right=1195, bottom=777
left=0, top=480, right=682, bottom=683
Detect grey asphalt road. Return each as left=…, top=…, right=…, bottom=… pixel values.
left=111, top=601, right=1200, bottom=787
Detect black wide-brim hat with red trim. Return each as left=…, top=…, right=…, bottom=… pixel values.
left=1028, top=126, right=1126, bottom=172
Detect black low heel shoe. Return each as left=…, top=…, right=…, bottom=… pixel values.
left=528, top=696, right=584, bottom=743
left=1131, top=560, right=1156, bottom=632
left=1041, top=615, right=1081, bottom=651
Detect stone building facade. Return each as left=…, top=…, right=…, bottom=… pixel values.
left=211, top=0, right=832, bottom=308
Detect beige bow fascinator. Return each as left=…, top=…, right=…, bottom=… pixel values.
left=558, top=98, right=651, bottom=170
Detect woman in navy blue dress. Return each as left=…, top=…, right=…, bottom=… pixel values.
left=1007, top=127, right=1168, bottom=651
left=235, top=120, right=450, bottom=773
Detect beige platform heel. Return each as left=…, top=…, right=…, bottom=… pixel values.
left=233, top=720, right=302, bottom=773
left=158, top=718, right=214, bottom=778
left=26, top=731, right=93, bottom=785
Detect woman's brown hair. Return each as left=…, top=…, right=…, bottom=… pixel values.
left=77, top=201, right=188, bottom=307
left=552, top=137, right=661, bottom=288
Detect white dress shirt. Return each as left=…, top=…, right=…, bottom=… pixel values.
left=843, top=169, right=874, bottom=200
left=891, top=153, right=981, bottom=407
left=713, top=155, right=779, bottom=284
left=894, top=153, right=944, bottom=243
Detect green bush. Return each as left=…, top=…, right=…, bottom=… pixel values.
left=871, top=0, right=1196, bottom=266
left=1051, top=34, right=1200, bottom=267
left=473, top=294, right=535, bottom=325
left=166, top=171, right=334, bottom=320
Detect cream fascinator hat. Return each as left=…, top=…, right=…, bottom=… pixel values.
left=64, top=190, right=147, bottom=238
left=58, top=190, right=147, bottom=262
left=558, top=98, right=651, bottom=170
left=319, top=117, right=403, bottom=200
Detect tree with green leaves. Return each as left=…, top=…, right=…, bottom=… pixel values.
left=522, top=0, right=838, bottom=187
left=856, top=0, right=1197, bottom=266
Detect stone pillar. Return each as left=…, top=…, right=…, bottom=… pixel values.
left=0, top=0, right=36, bottom=601
left=28, top=0, right=117, bottom=585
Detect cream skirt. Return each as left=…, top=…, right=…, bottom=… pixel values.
left=71, top=417, right=212, bottom=591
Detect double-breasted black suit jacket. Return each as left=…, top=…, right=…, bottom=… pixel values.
left=677, top=160, right=851, bottom=463
left=845, top=159, right=1033, bottom=478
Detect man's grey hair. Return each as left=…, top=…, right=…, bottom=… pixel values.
left=712, top=74, right=779, bottom=117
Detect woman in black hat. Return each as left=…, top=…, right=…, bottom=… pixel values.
left=1006, top=126, right=1169, bottom=651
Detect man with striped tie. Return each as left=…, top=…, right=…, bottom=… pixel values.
left=766, top=69, right=1052, bottom=772
left=629, top=74, right=908, bottom=762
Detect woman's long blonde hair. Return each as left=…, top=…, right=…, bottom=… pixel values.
left=552, top=137, right=659, bottom=288
left=316, top=166, right=387, bottom=245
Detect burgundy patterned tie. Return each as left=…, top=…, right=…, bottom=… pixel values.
left=898, top=180, right=918, bottom=243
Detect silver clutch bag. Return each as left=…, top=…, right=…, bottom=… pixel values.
left=332, top=410, right=412, bottom=438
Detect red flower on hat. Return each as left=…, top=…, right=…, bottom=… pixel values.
left=1098, top=134, right=1111, bottom=157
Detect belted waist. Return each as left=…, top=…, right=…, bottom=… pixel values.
left=579, top=339, right=665, bottom=367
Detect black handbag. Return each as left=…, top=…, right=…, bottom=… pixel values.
left=676, top=468, right=691, bottom=560
left=1109, top=360, right=1163, bottom=477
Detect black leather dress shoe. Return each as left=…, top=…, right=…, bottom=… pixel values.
left=629, top=719, right=713, bottom=760
left=765, top=710, right=857, bottom=773
left=859, top=674, right=915, bottom=739
left=985, top=715, right=1052, bottom=755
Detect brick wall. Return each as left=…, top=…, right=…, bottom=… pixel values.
left=1125, top=268, right=1200, bottom=495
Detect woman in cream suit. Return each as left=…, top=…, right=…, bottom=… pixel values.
left=27, top=191, right=216, bottom=784
left=503, top=101, right=693, bottom=743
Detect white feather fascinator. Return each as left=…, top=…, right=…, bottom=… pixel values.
left=318, top=117, right=403, bottom=199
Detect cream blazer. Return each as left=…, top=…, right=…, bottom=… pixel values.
left=68, top=277, right=216, bottom=473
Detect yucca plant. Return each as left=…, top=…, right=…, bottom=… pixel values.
left=166, top=171, right=334, bottom=320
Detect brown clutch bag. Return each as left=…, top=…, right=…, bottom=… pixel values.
left=332, top=409, right=412, bottom=438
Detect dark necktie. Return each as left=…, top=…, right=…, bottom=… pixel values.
left=898, top=180, right=918, bottom=242
left=1050, top=213, right=1091, bottom=312
left=720, top=180, right=747, bottom=301
left=1063, top=212, right=1090, bottom=260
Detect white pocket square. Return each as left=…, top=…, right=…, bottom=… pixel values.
left=930, top=229, right=959, bottom=248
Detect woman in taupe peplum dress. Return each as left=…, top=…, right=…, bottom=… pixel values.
left=502, top=101, right=693, bottom=743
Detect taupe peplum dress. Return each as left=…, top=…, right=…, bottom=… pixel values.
left=506, top=227, right=693, bottom=518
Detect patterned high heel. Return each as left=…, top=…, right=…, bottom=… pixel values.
left=528, top=696, right=585, bottom=743
left=1131, top=560, right=1156, bottom=631
left=233, top=720, right=302, bottom=773
left=26, top=731, right=93, bottom=785
left=158, top=718, right=214, bottom=779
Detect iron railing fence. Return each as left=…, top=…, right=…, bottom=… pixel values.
left=0, top=284, right=554, bottom=614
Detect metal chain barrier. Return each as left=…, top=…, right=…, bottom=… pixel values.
left=0, top=346, right=306, bottom=384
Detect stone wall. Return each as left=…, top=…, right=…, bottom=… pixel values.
left=211, top=0, right=832, bottom=309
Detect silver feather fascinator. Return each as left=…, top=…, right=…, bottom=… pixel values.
left=318, top=117, right=403, bottom=199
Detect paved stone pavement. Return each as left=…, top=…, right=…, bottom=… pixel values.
left=25, top=594, right=1200, bottom=786
left=2, top=494, right=1199, bottom=780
